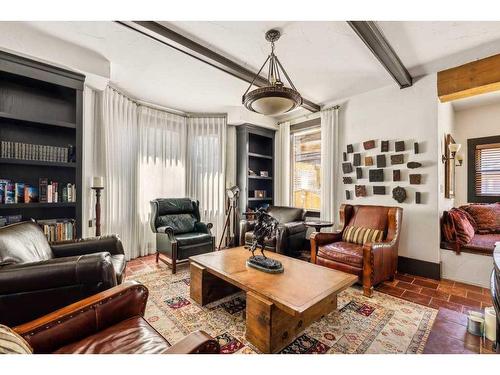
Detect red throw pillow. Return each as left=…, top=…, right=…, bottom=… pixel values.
left=443, top=208, right=475, bottom=246
left=461, top=203, right=500, bottom=234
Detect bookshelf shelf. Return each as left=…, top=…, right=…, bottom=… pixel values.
left=248, top=197, right=273, bottom=201
left=248, top=175, right=273, bottom=180
left=0, top=158, right=77, bottom=168
left=0, top=111, right=77, bottom=129
left=0, top=202, right=76, bottom=209
left=248, top=152, right=273, bottom=160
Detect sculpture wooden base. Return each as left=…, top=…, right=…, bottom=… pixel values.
left=246, top=255, right=284, bottom=274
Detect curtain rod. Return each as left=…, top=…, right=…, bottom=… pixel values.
left=277, top=104, right=340, bottom=125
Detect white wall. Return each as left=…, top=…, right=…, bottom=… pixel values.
left=327, top=75, right=441, bottom=264
left=453, top=102, right=500, bottom=206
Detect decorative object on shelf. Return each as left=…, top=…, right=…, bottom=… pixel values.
left=91, top=176, right=104, bottom=237
left=393, top=170, right=401, bottom=181
left=407, top=162, right=422, bottom=169
left=353, top=153, right=361, bottom=166
left=343, top=152, right=347, bottom=161
left=355, top=185, right=367, bottom=197
left=356, top=167, right=363, bottom=179
left=409, top=174, right=421, bottom=185
left=392, top=186, right=407, bottom=203
left=343, top=176, right=353, bottom=184
left=415, top=192, right=421, bottom=204
left=365, top=156, right=374, bottom=166
left=248, top=169, right=257, bottom=176
left=0, top=141, right=72, bottom=163
left=342, top=162, right=353, bottom=173
left=373, top=186, right=386, bottom=195
left=246, top=208, right=283, bottom=273
left=414, top=142, right=419, bottom=154
left=347, top=144, right=354, bottom=153
left=254, top=190, right=267, bottom=198
left=376, top=154, right=386, bottom=168
left=242, top=29, right=302, bottom=116
left=260, top=171, right=269, bottom=177
left=68, top=144, right=76, bottom=163
left=442, top=134, right=462, bottom=199
left=369, top=169, right=384, bottom=182
left=381, top=140, right=389, bottom=152
left=395, top=141, right=405, bottom=152
left=363, top=140, right=375, bottom=150
left=391, top=154, right=404, bottom=165
left=345, top=190, right=351, bottom=200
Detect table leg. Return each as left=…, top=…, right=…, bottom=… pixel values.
left=190, top=262, right=240, bottom=306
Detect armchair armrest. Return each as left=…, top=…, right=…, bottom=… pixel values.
left=309, top=231, right=343, bottom=264
left=14, top=281, right=148, bottom=354
left=164, top=330, right=220, bottom=354
left=194, top=222, right=213, bottom=235
left=50, top=234, right=124, bottom=257
left=239, top=219, right=256, bottom=246
left=0, top=252, right=116, bottom=295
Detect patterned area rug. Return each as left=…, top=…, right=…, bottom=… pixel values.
left=132, top=268, right=437, bottom=354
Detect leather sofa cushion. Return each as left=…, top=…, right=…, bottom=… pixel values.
left=244, top=231, right=277, bottom=248
left=267, top=206, right=304, bottom=223
left=318, top=241, right=363, bottom=267
left=342, top=225, right=383, bottom=245
left=0, top=222, right=53, bottom=266
left=283, top=221, right=307, bottom=235
left=157, top=214, right=196, bottom=234
left=175, top=232, right=212, bottom=247
left=348, top=205, right=389, bottom=232
left=156, top=198, right=195, bottom=215
left=54, top=317, right=170, bottom=354
left=110, top=254, right=126, bottom=284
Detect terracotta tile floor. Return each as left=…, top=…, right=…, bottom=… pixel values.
left=126, top=254, right=494, bottom=314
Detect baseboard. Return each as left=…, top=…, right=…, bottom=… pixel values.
left=397, top=256, right=441, bottom=280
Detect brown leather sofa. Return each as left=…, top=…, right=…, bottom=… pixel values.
left=239, top=206, right=307, bottom=256
left=0, top=221, right=127, bottom=326
left=13, top=281, right=219, bottom=354
left=310, top=204, right=403, bottom=297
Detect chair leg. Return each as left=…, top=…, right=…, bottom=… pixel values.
left=156, top=252, right=159, bottom=263
left=363, top=286, right=373, bottom=298
left=172, top=246, right=177, bottom=274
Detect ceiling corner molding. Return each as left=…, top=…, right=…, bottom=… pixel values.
left=348, top=21, right=412, bottom=89
left=115, top=21, right=321, bottom=113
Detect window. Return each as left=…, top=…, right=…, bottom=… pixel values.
left=468, top=135, right=500, bottom=203
left=291, top=127, right=321, bottom=212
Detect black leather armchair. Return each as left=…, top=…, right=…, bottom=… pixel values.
left=150, top=198, right=215, bottom=274
left=239, top=206, right=307, bottom=256
left=0, top=221, right=126, bottom=327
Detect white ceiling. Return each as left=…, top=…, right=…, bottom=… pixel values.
left=4, top=21, right=500, bottom=117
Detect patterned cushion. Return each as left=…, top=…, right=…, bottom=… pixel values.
left=342, top=225, right=383, bottom=245
left=442, top=208, right=475, bottom=246
left=0, top=325, right=32, bottom=354
left=461, top=203, right=500, bottom=234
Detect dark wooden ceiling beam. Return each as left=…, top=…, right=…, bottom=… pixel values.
left=116, top=21, right=321, bottom=113
left=348, top=21, right=412, bottom=89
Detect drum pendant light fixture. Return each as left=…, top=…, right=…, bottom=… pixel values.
left=242, top=29, right=303, bottom=116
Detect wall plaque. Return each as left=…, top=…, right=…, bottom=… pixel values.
left=395, top=141, right=405, bottom=152
left=409, top=174, right=421, bottom=184
left=347, top=144, right=354, bottom=153
left=381, top=140, right=389, bottom=152
left=356, top=167, right=363, bottom=179
left=343, top=152, right=347, bottom=161
left=392, top=186, right=407, bottom=203
left=369, top=169, right=384, bottom=182
left=355, top=185, right=367, bottom=197
left=346, top=190, right=351, bottom=200
left=365, top=156, right=374, bottom=166
left=363, top=140, right=376, bottom=150
left=415, top=192, right=421, bottom=204
left=393, top=170, right=401, bottom=181
left=407, top=162, right=422, bottom=169
left=391, top=154, right=404, bottom=165
left=342, top=162, right=353, bottom=173
left=353, top=153, right=361, bottom=166
left=376, top=154, right=386, bottom=168
left=373, top=186, right=386, bottom=195
left=343, top=176, right=353, bottom=184
left=414, top=142, right=419, bottom=154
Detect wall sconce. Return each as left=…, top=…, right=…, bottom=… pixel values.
left=442, top=143, right=463, bottom=166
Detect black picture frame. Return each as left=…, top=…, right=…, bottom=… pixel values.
left=467, top=135, right=500, bottom=203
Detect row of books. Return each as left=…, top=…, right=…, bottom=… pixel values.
left=0, top=179, right=76, bottom=204
left=0, top=141, right=75, bottom=163
left=38, top=219, right=76, bottom=242
left=0, top=215, right=21, bottom=227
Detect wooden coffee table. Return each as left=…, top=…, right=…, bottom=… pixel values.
left=189, top=247, right=357, bottom=353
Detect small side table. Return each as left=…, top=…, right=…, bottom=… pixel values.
left=305, top=220, right=334, bottom=232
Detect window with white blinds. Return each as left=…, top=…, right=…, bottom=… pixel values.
left=475, top=142, right=500, bottom=196
left=291, top=127, right=321, bottom=211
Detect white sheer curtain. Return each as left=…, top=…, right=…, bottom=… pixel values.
left=101, top=87, right=140, bottom=260
left=320, top=106, right=340, bottom=224
left=186, top=116, right=227, bottom=243
left=275, top=121, right=291, bottom=206
left=137, top=107, right=187, bottom=255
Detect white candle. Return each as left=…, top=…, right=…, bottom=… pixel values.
left=92, top=176, right=104, bottom=189
left=485, top=306, right=497, bottom=342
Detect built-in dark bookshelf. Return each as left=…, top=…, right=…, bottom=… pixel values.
left=0, top=51, right=84, bottom=237
left=236, top=124, right=275, bottom=218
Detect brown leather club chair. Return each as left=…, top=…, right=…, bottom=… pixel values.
left=310, top=204, right=403, bottom=297
left=13, top=281, right=220, bottom=354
